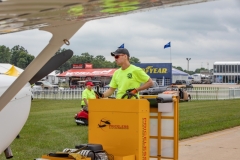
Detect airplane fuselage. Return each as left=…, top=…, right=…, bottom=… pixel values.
left=0, top=75, right=31, bottom=153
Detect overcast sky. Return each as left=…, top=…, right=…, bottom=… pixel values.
left=1, top=0, right=240, bottom=71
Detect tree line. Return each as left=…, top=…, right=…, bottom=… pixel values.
left=0, top=45, right=208, bottom=74
left=55, top=48, right=141, bottom=72
left=0, top=45, right=34, bottom=69
left=0, top=45, right=141, bottom=72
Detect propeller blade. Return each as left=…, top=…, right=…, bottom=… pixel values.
left=29, top=49, right=73, bottom=84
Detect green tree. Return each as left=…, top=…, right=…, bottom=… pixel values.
left=92, top=55, right=108, bottom=68
left=16, top=52, right=34, bottom=69
left=59, top=60, right=71, bottom=72
left=95, top=55, right=106, bottom=61
left=176, top=66, right=183, bottom=71
left=10, top=45, right=28, bottom=66
left=104, top=61, right=117, bottom=68
left=130, top=57, right=141, bottom=64
left=55, top=48, right=67, bottom=55
left=56, top=50, right=135, bottom=72
left=69, top=55, right=82, bottom=64
left=9, top=45, right=34, bottom=69
left=112, top=61, right=118, bottom=68
left=80, top=52, right=94, bottom=63
left=26, top=54, right=35, bottom=65
left=195, top=68, right=207, bottom=73
left=187, top=71, right=194, bottom=75
left=17, top=57, right=27, bottom=69
left=0, top=45, right=11, bottom=63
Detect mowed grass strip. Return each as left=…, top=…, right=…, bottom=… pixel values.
left=1, top=100, right=87, bottom=160
left=179, top=99, right=240, bottom=139
left=1, top=99, right=240, bottom=159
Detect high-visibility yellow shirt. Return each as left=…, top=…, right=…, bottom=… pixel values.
left=110, top=64, right=150, bottom=99
left=81, top=88, right=96, bottom=105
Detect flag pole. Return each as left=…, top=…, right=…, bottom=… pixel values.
left=170, top=46, right=171, bottom=63
left=164, top=42, right=171, bottom=63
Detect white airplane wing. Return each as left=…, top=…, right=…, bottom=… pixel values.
left=0, top=0, right=216, bottom=35
left=0, top=0, right=218, bottom=155
left=0, top=0, right=218, bottom=116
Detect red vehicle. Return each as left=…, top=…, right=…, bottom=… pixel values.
left=74, top=89, right=134, bottom=126
left=74, top=109, right=88, bottom=125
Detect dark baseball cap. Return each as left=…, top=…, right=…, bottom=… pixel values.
left=111, top=48, right=130, bottom=57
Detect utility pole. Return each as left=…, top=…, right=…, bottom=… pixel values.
left=186, top=58, right=191, bottom=71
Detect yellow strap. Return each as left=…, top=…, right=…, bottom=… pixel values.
left=69, top=153, right=87, bottom=160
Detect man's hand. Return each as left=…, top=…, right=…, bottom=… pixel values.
left=94, top=91, right=104, bottom=98
left=126, top=88, right=138, bottom=94
left=122, top=88, right=139, bottom=99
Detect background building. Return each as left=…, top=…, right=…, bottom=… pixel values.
left=213, top=61, right=240, bottom=83
left=135, top=63, right=172, bottom=86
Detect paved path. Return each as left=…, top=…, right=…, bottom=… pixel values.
left=179, top=126, right=240, bottom=160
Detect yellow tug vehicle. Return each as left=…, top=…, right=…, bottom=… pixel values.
left=40, top=93, right=179, bottom=160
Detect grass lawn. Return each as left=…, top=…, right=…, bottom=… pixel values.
left=179, top=99, right=240, bottom=139
left=1, top=99, right=240, bottom=159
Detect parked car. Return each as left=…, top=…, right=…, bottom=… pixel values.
left=103, top=84, right=110, bottom=89
left=139, top=81, right=168, bottom=95
left=161, top=85, right=191, bottom=102
left=201, top=78, right=212, bottom=84
left=174, top=80, right=187, bottom=85
left=77, top=81, right=86, bottom=88
left=32, top=85, right=42, bottom=92
left=186, top=81, right=193, bottom=88
left=34, top=81, right=59, bottom=90
left=173, top=80, right=193, bottom=88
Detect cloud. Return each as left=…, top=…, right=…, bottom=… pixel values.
left=1, top=0, right=240, bottom=71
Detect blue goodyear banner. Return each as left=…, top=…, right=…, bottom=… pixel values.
left=134, top=63, right=172, bottom=79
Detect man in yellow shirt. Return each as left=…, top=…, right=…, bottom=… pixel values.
left=81, top=81, right=96, bottom=111
left=96, top=48, right=153, bottom=99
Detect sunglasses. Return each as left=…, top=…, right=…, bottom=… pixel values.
left=114, top=54, right=125, bottom=59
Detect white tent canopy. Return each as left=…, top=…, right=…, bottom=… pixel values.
left=172, top=68, right=188, bottom=83
left=0, top=63, right=24, bottom=74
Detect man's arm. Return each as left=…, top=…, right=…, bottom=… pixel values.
left=136, top=78, right=153, bottom=92
left=83, top=98, right=88, bottom=106
left=103, top=87, right=116, bottom=98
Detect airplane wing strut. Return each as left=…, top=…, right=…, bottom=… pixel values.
left=0, top=21, right=85, bottom=111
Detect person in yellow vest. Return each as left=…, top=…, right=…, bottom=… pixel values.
left=81, top=81, right=96, bottom=111
left=96, top=48, right=153, bottom=99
